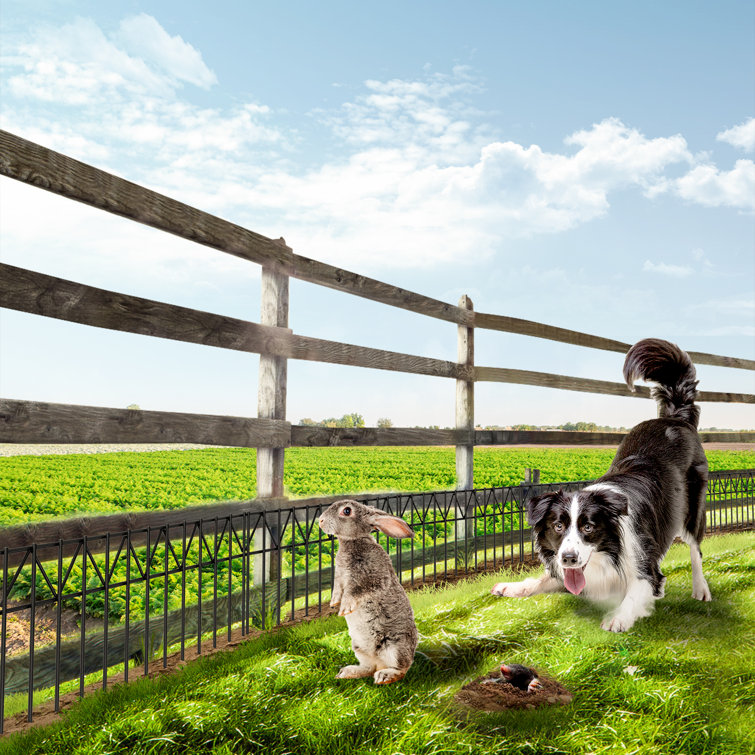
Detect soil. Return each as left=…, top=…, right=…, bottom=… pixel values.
left=3, top=606, right=96, bottom=657
left=454, top=667, right=573, bottom=712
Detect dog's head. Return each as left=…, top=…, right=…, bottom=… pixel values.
left=526, top=486, right=628, bottom=594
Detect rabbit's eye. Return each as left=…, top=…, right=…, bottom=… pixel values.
left=342, top=506, right=352, bottom=516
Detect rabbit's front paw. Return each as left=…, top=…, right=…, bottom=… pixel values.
left=338, top=597, right=360, bottom=615
left=373, top=668, right=406, bottom=685
left=336, top=664, right=374, bottom=679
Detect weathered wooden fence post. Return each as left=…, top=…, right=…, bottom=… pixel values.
left=455, top=295, right=475, bottom=558
left=254, top=246, right=290, bottom=585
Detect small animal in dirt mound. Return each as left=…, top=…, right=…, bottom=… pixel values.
left=455, top=666, right=572, bottom=712
left=318, top=500, right=418, bottom=685
left=482, top=664, right=542, bottom=692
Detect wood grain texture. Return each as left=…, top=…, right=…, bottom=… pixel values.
left=474, top=366, right=754, bottom=403
left=0, top=399, right=290, bottom=448
left=685, top=351, right=755, bottom=370
left=0, top=130, right=290, bottom=269
left=289, top=254, right=474, bottom=325
left=0, top=262, right=289, bottom=353
left=290, top=426, right=473, bottom=446
left=456, top=295, right=474, bottom=491
left=0, top=500, right=284, bottom=566
left=0, top=264, right=469, bottom=380
left=698, top=432, right=755, bottom=443
left=257, top=266, right=289, bottom=501
left=473, top=312, right=631, bottom=353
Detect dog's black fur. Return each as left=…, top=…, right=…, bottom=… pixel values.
left=492, top=338, right=712, bottom=632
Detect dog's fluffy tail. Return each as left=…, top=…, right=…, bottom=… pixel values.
left=623, top=338, right=700, bottom=427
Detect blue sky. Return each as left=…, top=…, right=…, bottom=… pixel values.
left=1, top=1, right=753, bottom=430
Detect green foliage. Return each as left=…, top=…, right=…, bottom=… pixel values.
left=0, top=447, right=751, bottom=625
left=3, top=533, right=754, bottom=755
left=297, top=412, right=366, bottom=428
left=2, top=447, right=749, bottom=527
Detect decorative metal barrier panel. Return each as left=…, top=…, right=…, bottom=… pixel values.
left=1, top=469, right=752, bottom=731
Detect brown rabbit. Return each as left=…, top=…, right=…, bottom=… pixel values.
left=318, top=500, right=418, bottom=684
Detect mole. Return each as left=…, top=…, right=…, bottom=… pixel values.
left=481, top=663, right=542, bottom=692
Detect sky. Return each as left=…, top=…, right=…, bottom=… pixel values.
left=1, top=0, right=753, bottom=431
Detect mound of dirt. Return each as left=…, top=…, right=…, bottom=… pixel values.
left=454, top=668, right=572, bottom=712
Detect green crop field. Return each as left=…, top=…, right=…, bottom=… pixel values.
left=1, top=446, right=753, bottom=527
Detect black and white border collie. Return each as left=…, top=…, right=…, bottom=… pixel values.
left=492, top=338, right=712, bottom=633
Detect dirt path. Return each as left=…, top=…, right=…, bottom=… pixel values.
left=0, top=444, right=217, bottom=457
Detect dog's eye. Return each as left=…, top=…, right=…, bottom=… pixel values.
left=341, top=506, right=351, bottom=516
left=554, top=522, right=564, bottom=533
left=582, top=524, right=593, bottom=534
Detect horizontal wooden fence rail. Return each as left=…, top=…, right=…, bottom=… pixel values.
left=0, top=399, right=290, bottom=449
left=474, top=366, right=753, bottom=404
left=0, top=264, right=470, bottom=381
left=2, top=130, right=754, bottom=371
left=0, top=131, right=292, bottom=271
left=2, top=266, right=751, bottom=405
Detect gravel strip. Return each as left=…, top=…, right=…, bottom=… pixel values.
left=0, top=444, right=219, bottom=457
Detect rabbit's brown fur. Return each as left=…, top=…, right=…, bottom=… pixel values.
left=318, top=500, right=418, bottom=684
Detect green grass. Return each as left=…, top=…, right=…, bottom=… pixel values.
left=3, top=532, right=753, bottom=755
left=1, top=447, right=752, bottom=526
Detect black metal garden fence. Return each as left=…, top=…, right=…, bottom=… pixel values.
left=1, top=467, right=753, bottom=731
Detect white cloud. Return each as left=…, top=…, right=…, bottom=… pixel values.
left=643, top=261, right=693, bottom=277
left=115, top=14, right=217, bottom=89
left=1, top=18, right=751, bottom=273
left=6, top=17, right=173, bottom=103
left=717, top=118, right=755, bottom=152
left=5, top=14, right=217, bottom=104
left=223, top=115, right=695, bottom=268
left=672, top=159, right=755, bottom=211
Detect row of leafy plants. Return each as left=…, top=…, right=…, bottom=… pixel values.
left=2, top=447, right=753, bottom=526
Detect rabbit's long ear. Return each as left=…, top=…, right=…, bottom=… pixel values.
left=373, top=515, right=414, bottom=539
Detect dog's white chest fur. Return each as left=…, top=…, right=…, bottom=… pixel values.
left=578, top=551, right=626, bottom=603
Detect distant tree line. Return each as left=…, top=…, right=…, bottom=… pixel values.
left=298, top=413, right=393, bottom=429
left=295, top=415, right=750, bottom=432
left=482, top=421, right=629, bottom=432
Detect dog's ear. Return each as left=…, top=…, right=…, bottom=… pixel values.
left=590, top=488, right=629, bottom=517
left=526, top=490, right=562, bottom=526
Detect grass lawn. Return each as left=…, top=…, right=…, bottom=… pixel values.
left=2, top=531, right=753, bottom=755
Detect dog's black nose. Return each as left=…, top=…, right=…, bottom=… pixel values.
left=561, top=551, right=579, bottom=567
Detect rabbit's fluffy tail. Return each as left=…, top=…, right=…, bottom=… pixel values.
left=623, top=338, right=700, bottom=427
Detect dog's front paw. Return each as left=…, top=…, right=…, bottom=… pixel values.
left=491, top=579, right=533, bottom=598
left=692, top=582, right=712, bottom=602
left=601, top=613, right=635, bottom=633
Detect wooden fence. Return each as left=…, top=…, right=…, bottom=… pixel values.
left=1, top=126, right=753, bottom=512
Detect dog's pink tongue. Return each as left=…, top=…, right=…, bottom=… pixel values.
left=563, top=567, right=586, bottom=595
